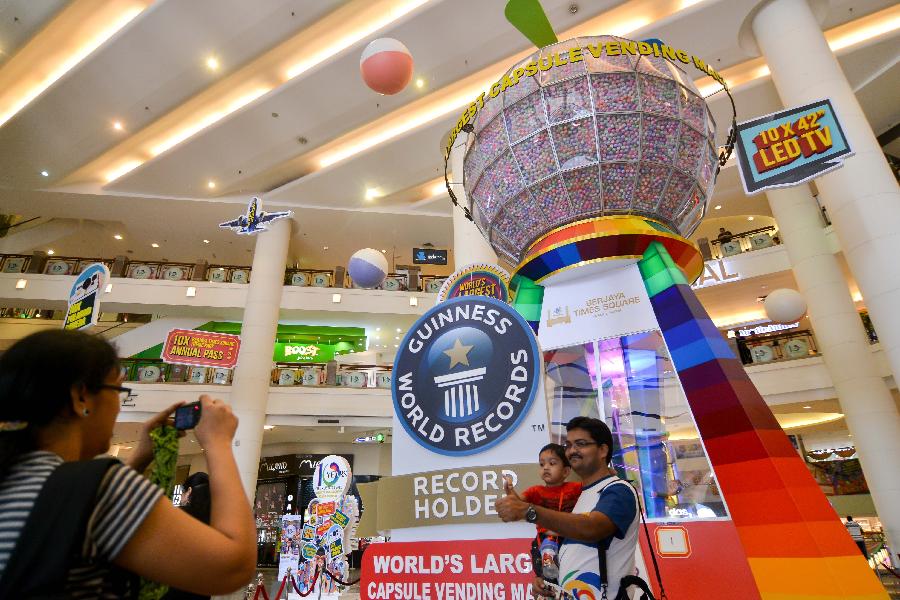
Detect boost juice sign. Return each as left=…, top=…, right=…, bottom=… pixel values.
left=735, top=98, right=853, bottom=195
left=362, top=539, right=534, bottom=600
left=162, top=329, right=241, bottom=368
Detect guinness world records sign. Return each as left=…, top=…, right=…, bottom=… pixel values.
left=436, top=263, right=511, bottom=304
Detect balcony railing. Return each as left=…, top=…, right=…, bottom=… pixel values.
left=0, top=253, right=447, bottom=292
left=119, top=358, right=392, bottom=389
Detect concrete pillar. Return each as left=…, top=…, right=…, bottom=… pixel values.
left=749, top=0, right=900, bottom=385
left=449, top=142, right=498, bottom=268
left=767, top=184, right=900, bottom=553
left=228, top=217, right=291, bottom=499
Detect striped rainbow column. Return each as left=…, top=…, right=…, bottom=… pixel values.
left=638, top=241, right=887, bottom=600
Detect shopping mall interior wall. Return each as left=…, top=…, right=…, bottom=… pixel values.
left=185, top=442, right=391, bottom=477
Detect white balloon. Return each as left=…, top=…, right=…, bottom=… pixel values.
left=764, top=288, right=807, bottom=324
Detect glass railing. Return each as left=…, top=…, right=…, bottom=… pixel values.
left=729, top=328, right=819, bottom=366
left=0, top=252, right=447, bottom=292
left=118, top=358, right=392, bottom=390
left=704, top=225, right=781, bottom=260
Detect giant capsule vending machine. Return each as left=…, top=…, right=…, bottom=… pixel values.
left=455, top=32, right=886, bottom=600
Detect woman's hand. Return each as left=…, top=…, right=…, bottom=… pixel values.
left=125, top=401, right=184, bottom=472
left=194, top=395, right=238, bottom=450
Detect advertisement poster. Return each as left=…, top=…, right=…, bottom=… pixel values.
left=735, top=98, right=853, bottom=195
left=807, top=459, right=869, bottom=496
left=437, top=263, right=511, bottom=304
left=361, top=538, right=534, bottom=600
left=161, top=328, right=241, bottom=369
left=278, top=514, right=303, bottom=580
left=63, top=263, right=109, bottom=330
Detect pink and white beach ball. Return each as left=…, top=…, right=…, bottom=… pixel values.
left=360, top=38, right=413, bottom=95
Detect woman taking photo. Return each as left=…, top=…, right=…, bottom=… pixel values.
left=0, top=329, right=256, bottom=598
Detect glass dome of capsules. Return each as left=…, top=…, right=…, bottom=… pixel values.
left=462, top=35, right=719, bottom=265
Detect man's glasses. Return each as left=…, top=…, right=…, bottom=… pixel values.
left=563, top=440, right=598, bottom=450
left=99, top=384, right=134, bottom=402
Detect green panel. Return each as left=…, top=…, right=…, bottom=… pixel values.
left=510, top=274, right=544, bottom=322
left=504, top=0, right=558, bottom=49
left=131, top=342, right=164, bottom=359
left=639, top=242, right=687, bottom=297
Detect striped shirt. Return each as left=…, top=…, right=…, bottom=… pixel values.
left=0, top=451, right=162, bottom=598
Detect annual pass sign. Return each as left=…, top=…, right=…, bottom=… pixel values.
left=735, top=98, right=853, bottom=195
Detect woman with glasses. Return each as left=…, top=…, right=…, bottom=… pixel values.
left=0, top=329, right=255, bottom=598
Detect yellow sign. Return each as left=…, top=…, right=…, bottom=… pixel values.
left=445, top=39, right=726, bottom=158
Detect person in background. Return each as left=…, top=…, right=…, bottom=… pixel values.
left=716, top=227, right=734, bottom=244
left=845, top=516, right=868, bottom=559
left=162, top=472, right=213, bottom=600
left=0, top=329, right=256, bottom=598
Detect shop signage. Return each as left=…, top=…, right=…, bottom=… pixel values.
left=272, top=342, right=335, bottom=363
left=162, top=328, right=241, bottom=369
left=735, top=322, right=799, bottom=337
left=437, top=263, right=510, bottom=303
left=63, top=263, right=109, bottom=331
left=539, top=263, right=657, bottom=350
left=691, top=259, right=741, bottom=290
left=393, top=296, right=540, bottom=456
left=413, top=248, right=448, bottom=265
left=735, top=99, right=853, bottom=195
left=445, top=39, right=727, bottom=158
left=257, top=453, right=355, bottom=479
left=361, top=538, right=534, bottom=600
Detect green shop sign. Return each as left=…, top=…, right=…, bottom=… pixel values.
left=273, top=342, right=333, bottom=363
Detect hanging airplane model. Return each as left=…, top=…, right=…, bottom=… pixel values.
left=219, top=197, right=293, bottom=235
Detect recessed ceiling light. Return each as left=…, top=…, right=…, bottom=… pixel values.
left=40, top=170, right=49, bottom=177
left=381, top=249, right=386, bottom=253
left=416, top=78, right=425, bottom=88
left=395, top=336, right=400, bottom=340
left=430, top=181, right=447, bottom=196
left=203, top=239, right=210, bottom=244
left=263, top=425, right=275, bottom=430
left=151, top=243, right=159, bottom=248
left=748, top=216, right=755, bottom=221
left=803, top=406, right=812, bottom=409
left=112, top=121, right=123, bottom=131
left=396, top=328, right=402, bottom=332
left=206, top=56, right=220, bottom=70
left=365, top=187, right=383, bottom=201
left=375, top=327, right=380, bottom=331
left=47, top=249, right=55, bottom=255
left=113, top=234, right=123, bottom=240
left=714, top=205, right=722, bottom=210
left=323, top=246, right=329, bottom=250
left=207, top=180, right=216, bottom=189
left=394, top=344, right=399, bottom=348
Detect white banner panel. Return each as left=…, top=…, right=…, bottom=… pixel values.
left=538, top=263, right=659, bottom=351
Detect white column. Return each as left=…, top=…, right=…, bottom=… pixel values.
left=767, top=184, right=900, bottom=552
left=450, top=142, right=498, bottom=268
left=228, top=217, right=291, bottom=499
left=750, top=0, right=900, bottom=384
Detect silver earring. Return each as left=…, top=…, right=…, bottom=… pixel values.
left=82, top=408, right=90, bottom=416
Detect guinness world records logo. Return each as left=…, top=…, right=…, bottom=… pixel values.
left=392, top=296, right=539, bottom=456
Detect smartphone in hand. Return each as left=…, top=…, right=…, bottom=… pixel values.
left=174, top=401, right=202, bottom=430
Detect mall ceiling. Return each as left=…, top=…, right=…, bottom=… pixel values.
left=0, top=0, right=897, bottom=267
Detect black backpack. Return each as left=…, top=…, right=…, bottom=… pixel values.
left=0, top=458, right=138, bottom=599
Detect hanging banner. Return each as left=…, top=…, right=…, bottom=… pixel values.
left=63, top=263, right=109, bottom=330
left=437, top=263, right=511, bottom=304
left=734, top=99, right=853, bottom=195
left=162, top=328, right=241, bottom=369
